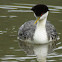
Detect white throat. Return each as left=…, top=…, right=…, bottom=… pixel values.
left=33, top=12, right=49, bottom=44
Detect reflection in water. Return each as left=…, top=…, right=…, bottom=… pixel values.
left=34, top=44, right=48, bottom=62
left=19, top=40, right=56, bottom=62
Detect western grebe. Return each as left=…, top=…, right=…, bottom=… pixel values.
left=18, top=4, right=58, bottom=44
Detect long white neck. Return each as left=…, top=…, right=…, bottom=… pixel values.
left=37, top=17, right=47, bottom=29
left=33, top=12, right=49, bottom=44
left=37, top=11, right=48, bottom=28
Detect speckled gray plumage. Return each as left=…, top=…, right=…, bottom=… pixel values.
left=18, top=20, right=58, bottom=41
left=18, top=20, right=36, bottom=40
left=46, top=21, right=58, bottom=41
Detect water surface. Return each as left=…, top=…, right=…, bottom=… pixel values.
left=0, top=0, right=62, bottom=62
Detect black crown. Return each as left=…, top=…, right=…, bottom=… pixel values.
left=31, top=4, right=49, bottom=17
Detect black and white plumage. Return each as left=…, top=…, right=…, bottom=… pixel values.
left=18, top=4, right=58, bottom=44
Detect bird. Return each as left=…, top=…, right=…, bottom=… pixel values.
left=18, top=4, right=58, bottom=44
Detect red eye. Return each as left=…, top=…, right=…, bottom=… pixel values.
left=41, top=14, right=42, bottom=16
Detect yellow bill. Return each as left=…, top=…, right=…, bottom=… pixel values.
left=34, top=17, right=40, bottom=24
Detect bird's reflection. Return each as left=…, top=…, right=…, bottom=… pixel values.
left=18, top=40, right=57, bottom=62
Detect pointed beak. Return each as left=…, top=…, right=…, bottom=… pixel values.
left=34, top=17, right=40, bottom=24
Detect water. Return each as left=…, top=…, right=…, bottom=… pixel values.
left=0, top=0, right=62, bottom=62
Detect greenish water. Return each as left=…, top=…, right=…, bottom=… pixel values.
left=0, top=0, right=62, bottom=62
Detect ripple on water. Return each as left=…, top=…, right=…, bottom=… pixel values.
left=0, top=55, right=36, bottom=61
left=54, top=46, right=62, bottom=50
left=0, top=3, right=62, bottom=13
left=48, top=54, right=62, bottom=58
left=1, top=61, right=18, bottom=62
left=0, top=31, right=7, bottom=34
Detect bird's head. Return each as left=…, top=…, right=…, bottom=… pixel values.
left=31, top=4, right=49, bottom=24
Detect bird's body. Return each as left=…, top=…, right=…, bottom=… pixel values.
left=18, top=4, right=58, bottom=44
left=18, top=20, right=57, bottom=44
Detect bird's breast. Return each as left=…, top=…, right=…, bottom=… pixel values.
left=33, top=26, right=48, bottom=44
